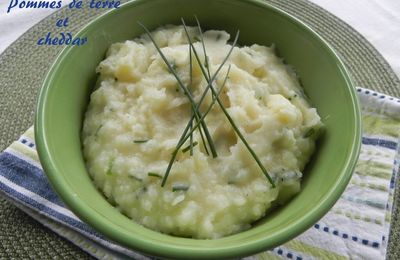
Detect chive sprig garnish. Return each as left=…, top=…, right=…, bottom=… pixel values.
left=138, top=22, right=217, bottom=158
left=138, top=19, right=275, bottom=188
left=175, top=66, right=231, bottom=147
left=188, top=43, right=195, bottom=156
left=161, top=65, right=231, bottom=187
left=184, top=19, right=276, bottom=188
left=195, top=16, right=212, bottom=82
left=139, top=21, right=237, bottom=187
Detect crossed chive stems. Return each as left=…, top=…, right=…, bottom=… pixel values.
left=138, top=18, right=275, bottom=188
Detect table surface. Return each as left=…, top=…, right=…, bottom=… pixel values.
left=0, top=0, right=399, bottom=259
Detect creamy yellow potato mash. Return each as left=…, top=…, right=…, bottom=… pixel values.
left=82, top=25, right=323, bottom=239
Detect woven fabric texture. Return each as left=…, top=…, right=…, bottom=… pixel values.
left=0, top=0, right=399, bottom=258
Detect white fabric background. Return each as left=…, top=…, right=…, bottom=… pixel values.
left=0, top=0, right=399, bottom=77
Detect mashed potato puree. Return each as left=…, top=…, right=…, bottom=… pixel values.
left=82, top=25, right=323, bottom=239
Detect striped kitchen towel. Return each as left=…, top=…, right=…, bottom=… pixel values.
left=0, top=87, right=399, bottom=259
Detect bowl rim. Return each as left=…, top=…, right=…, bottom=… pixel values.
left=35, top=0, right=362, bottom=258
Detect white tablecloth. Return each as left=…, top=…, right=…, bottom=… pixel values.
left=309, top=0, right=400, bottom=78
left=0, top=0, right=399, bottom=77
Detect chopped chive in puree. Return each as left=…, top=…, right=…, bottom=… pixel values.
left=304, top=128, right=316, bottom=138
left=288, top=94, right=297, bottom=101
left=172, top=184, right=189, bottom=192
left=106, top=158, right=115, bottom=175
left=94, top=124, right=103, bottom=137
left=148, top=172, right=162, bottom=178
left=182, top=141, right=198, bottom=153
left=133, top=140, right=149, bottom=144
left=129, top=175, right=143, bottom=182
left=170, top=62, right=177, bottom=71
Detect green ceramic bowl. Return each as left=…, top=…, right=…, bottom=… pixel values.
left=35, top=0, right=361, bottom=258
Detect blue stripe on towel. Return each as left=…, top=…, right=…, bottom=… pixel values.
left=0, top=152, right=108, bottom=239
left=0, top=180, right=101, bottom=239
left=362, top=137, right=398, bottom=150
left=313, top=223, right=381, bottom=249
left=19, top=138, right=35, bottom=148
left=0, top=152, right=64, bottom=206
left=273, top=246, right=302, bottom=260
left=0, top=152, right=104, bottom=238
